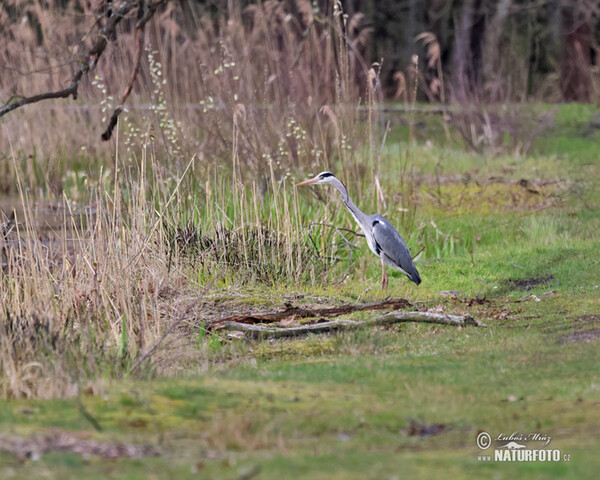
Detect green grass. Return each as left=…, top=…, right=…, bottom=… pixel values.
left=0, top=303, right=598, bottom=478
left=1, top=102, right=600, bottom=478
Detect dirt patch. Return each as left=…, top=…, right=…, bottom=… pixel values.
left=556, top=314, right=600, bottom=343
left=0, top=431, right=159, bottom=460
left=572, top=314, right=600, bottom=324
left=507, top=274, right=554, bottom=291
left=542, top=314, right=600, bottom=336
left=559, top=328, right=600, bottom=344
left=405, top=419, right=448, bottom=437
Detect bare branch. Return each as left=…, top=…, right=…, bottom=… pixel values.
left=210, top=299, right=412, bottom=326
left=121, top=22, right=146, bottom=106
left=101, top=0, right=167, bottom=139
left=101, top=107, right=124, bottom=141
left=411, top=245, right=425, bottom=260
left=221, top=311, right=485, bottom=339
left=0, top=1, right=165, bottom=120
left=0, top=71, right=85, bottom=117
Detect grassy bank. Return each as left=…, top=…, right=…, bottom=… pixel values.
left=0, top=99, right=599, bottom=476
left=0, top=296, right=598, bottom=479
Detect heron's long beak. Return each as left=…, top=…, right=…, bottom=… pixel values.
left=296, top=176, right=319, bottom=186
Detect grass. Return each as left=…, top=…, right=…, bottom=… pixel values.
left=0, top=293, right=598, bottom=479
left=1, top=3, right=600, bottom=477
left=1, top=110, right=600, bottom=475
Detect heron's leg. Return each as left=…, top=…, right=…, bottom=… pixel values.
left=381, top=262, right=388, bottom=290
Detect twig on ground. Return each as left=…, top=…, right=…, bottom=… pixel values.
left=412, top=245, right=425, bottom=260
left=210, top=299, right=412, bottom=326
left=221, top=310, right=485, bottom=339
left=76, top=398, right=103, bottom=432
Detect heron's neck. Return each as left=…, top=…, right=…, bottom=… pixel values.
left=331, top=179, right=370, bottom=229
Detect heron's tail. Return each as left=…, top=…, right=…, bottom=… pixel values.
left=407, top=265, right=422, bottom=285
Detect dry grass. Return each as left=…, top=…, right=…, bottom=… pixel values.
left=0, top=1, right=413, bottom=399
left=0, top=137, right=353, bottom=397
left=1, top=146, right=169, bottom=397
left=1, top=0, right=378, bottom=179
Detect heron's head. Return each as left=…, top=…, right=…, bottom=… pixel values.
left=296, top=171, right=337, bottom=187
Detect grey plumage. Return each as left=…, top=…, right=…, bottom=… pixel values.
left=297, top=171, right=421, bottom=288
left=370, top=214, right=421, bottom=284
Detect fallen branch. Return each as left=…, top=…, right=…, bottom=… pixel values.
left=211, top=299, right=412, bottom=326
left=221, top=310, right=486, bottom=339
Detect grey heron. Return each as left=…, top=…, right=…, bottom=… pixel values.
left=297, top=171, right=421, bottom=289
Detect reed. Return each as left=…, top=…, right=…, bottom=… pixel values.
left=0, top=1, right=430, bottom=398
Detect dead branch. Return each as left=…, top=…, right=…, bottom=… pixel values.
left=210, top=299, right=412, bottom=326
left=221, top=310, right=485, bottom=339
left=0, top=0, right=165, bottom=127
left=102, top=0, right=164, bottom=140
left=411, top=245, right=424, bottom=260
left=76, top=398, right=103, bottom=432
left=101, top=107, right=124, bottom=140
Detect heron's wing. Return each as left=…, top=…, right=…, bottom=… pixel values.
left=371, top=214, right=422, bottom=285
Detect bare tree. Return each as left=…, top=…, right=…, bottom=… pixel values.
left=0, top=0, right=166, bottom=140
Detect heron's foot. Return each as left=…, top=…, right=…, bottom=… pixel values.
left=381, top=266, right=389, bottom=290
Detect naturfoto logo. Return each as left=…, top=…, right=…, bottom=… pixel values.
left=476, top=431, right=571, bottom=463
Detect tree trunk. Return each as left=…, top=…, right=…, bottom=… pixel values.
left=560, top=6, right=593, bottom=102
left=451, top=0, right=486, bottom=103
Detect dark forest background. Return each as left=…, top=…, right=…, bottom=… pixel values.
left=191, top=0, right=600, bottom=103
left=2, top=0, right=600, bottom=106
